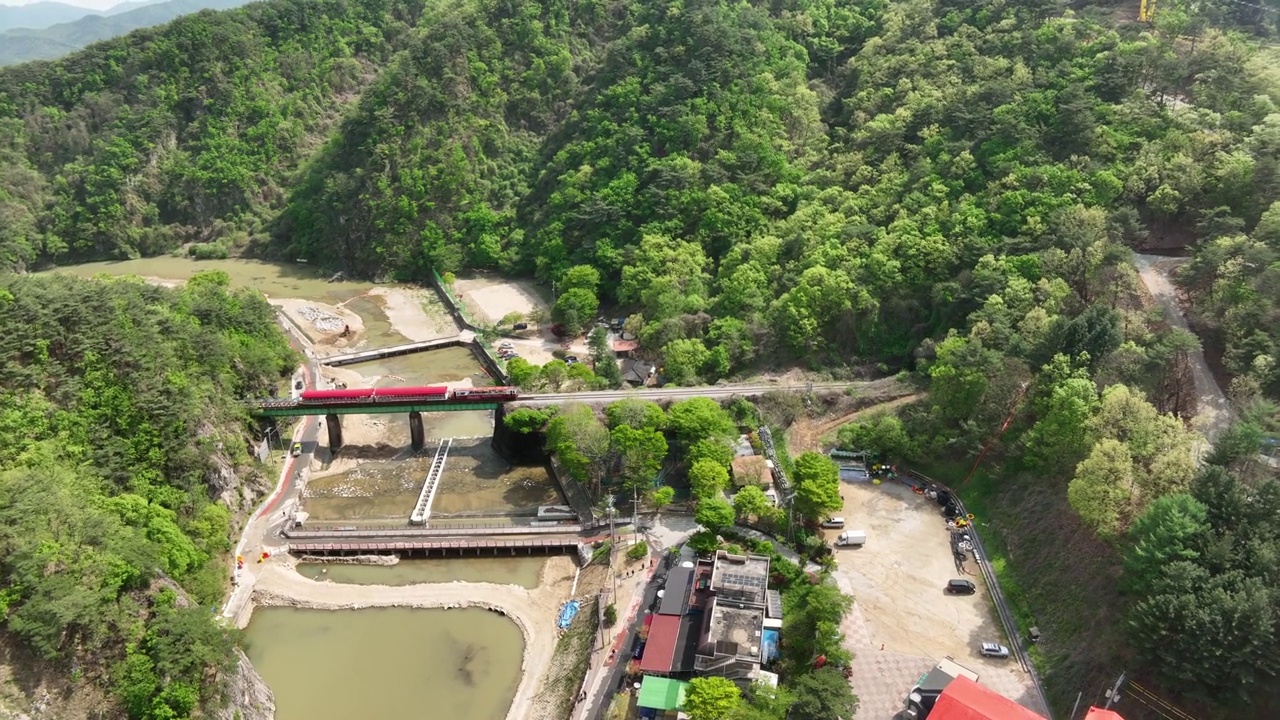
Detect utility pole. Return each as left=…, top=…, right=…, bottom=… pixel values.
left=1069, top=691, right=1083, bottom=720
left=607, top=497, right=617, bottom=597
left=1103, top=672, right=1127, bottom=710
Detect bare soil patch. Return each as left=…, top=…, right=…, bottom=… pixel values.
left=787, top=393, right=922, bottom=455
left=453, top=276, right=549, bottom=326
left=271, top=297, right=364, bottom=354
left=360, top=287, right=458, bottom=342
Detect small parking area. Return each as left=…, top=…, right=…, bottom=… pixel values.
left=829, top=481, right=1045, bottom=717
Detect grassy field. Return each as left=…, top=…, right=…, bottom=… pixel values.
left=914, top=458, right=1130, bottom=716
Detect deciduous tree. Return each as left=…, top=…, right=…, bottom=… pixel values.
left=695, top=497, right=736, bottom=534
left=667, top=398, right=736, bottom=448
left=1068, top=438, right=1138, bottom=538
left=611, top=425, right=668, bottom=490
left=689, top=459, right=731, bottom=499
left=733, top=485, right=772, bottom=520
left=685, top=676, right=742, bottom=720
left=606, top=398, right=667, bottom=431
left=792, top=452, right=842, bottom=523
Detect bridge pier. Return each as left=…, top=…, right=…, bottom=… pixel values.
left=409, top=411, right=424, bottom=451
left=326, top=414, right=342, bottom=452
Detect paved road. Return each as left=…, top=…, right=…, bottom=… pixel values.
left=1133, top=254, right=1233, bottom=457
left=221, top=318, right=323, bottom=621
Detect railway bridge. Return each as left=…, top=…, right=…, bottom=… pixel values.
left=246, top=380, right=886, bottom=450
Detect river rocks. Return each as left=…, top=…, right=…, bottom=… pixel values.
left=213, top=649, right=275, bottom=720
left=297, top=305, right=345, bottom=333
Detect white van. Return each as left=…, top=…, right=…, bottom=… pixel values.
left=820, top=517, right=846, bottom=529
left=836, top=530, right=867, bottom=547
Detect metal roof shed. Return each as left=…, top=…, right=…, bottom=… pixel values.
left=639, top=615, right=683, bottom=673
left=637, top=676, right=690, bottom=711
left=930, top=676, right=1046, bottom=720
left=659, top=567, right=693, bottom=615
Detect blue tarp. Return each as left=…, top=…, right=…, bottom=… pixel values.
left=558, top=600, right=581, bottom=629
left=762, top=629, right=780, bottom=663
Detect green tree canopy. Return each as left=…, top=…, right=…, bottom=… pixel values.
left=685, top=676, right=742, bottom=720
left=605, top=398, right=667, bottom=431
left=689, top=459, right=731, bottom=500
left=792, top=452, right=842, bottom=523
left=667, top=398, right=736, bottom=448
left=695, top=497, right=736, bottom=535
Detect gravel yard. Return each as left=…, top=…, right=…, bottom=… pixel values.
left=832, top=481, right=1046, bottom=717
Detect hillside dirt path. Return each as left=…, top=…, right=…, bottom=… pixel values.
left=1133, top=254, right=1233, bottom=456
left=788, top=393, right=922, bottom=454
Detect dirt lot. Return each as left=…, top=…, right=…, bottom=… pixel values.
left=454, top=275, right=594, bottom=365
left=831, top=481, right=1045, bottom=716
left=454, top=275, right=548, bottom=326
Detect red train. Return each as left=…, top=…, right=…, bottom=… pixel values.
left=298, top=386, right=520, bottom=404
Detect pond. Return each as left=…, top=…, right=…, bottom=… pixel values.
left=295, top=556, right=546, bottom=589
left=243, top=607, right=523, bottom=720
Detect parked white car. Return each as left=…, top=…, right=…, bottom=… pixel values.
left=979, top=642, right=1010, bottom=659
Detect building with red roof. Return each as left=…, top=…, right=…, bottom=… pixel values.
left=639, top=615, right=684, bottom=674
left=1084, top=708, right=1125, bottom=720
left=928, top=676, right=1046, bottom=720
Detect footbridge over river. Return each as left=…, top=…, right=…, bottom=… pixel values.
left=282, top=522, right=617, bottom=562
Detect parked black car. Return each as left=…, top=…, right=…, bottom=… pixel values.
left=512, top=322, right=528, bottom=330
left=945, top=578, right=977, bottom=595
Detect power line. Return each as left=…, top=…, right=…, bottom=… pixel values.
left=1122, top=690, right=1178, bottom=720
left=1127, top=680, right=1199, bottom=720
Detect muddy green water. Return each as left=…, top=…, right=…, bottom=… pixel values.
left=353, top=346, right=492, bottom=387
left=244, top=607, right=522, bottom=720
left=305, top=438, right=563, bottom=522
left=50, top=257, right=374, bottom=302
left=46, top=257, right=440, bottom=351
left=296, top=556, right=546, bottom=588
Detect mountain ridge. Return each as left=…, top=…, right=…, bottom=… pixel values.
left=0, top=0, right=250, bottom=64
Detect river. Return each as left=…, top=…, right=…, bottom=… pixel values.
left=295, top=556, right=546, bottom=588
left=48, top=256, right=427, bottom=350
left=244, top=607, right=523, bottom=720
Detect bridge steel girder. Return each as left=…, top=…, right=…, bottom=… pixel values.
left=249, top=401, right=499, bottom=417
left=409, top=411, right=425, bottom=451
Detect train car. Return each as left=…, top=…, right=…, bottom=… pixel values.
left=450, top=386, right=520, bottom=400
left=372, top=386, right=449, bottom=399
left=299, top=388, right=376, bottom=402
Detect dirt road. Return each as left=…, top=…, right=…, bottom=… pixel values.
left=1132, top=254, right=1233, bottom=455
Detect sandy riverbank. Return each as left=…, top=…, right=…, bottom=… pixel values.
left=363, top=286, right=458, bottom=342
left=246, top=557, right=576, bottom=720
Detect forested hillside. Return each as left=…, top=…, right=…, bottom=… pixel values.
left=3, top=0, right=1278, bottom=377
left=0, top=271, right=295, bottom=718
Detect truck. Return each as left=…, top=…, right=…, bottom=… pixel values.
left=835, top=530, right=867, bottom=547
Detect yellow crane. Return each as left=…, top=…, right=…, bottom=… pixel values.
left=1139, top=0, right=1158, bottom=22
